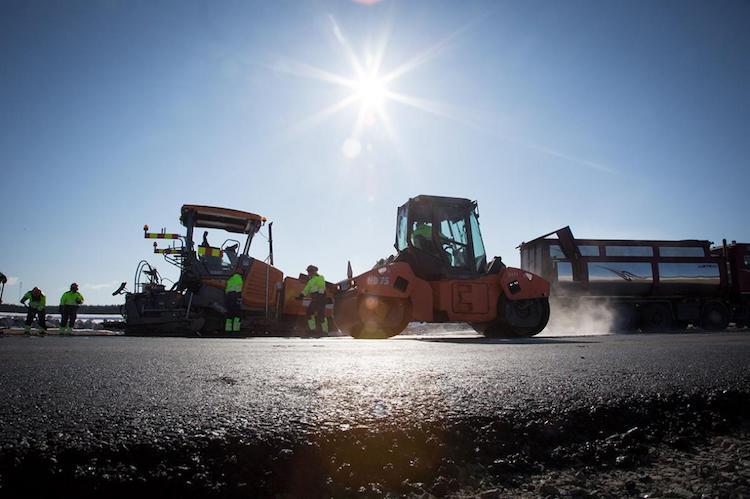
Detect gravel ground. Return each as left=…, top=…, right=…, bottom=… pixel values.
left=2, top=389, right=748, bottom=498
left=461, top=428, right=750, bottom=499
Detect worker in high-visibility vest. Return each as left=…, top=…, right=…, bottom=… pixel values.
left=411, top=222, right=433, bottom=251
left=20, top=287, right=47, bottom=336
left=300, top=265, right=328, bottom=336
left=59, top=283, right=84, bottom=335
left=224, top=269, right=243, bottom=333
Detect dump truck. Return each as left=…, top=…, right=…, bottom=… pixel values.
left=117, top=205, right=336, bottom=335
left=518, top=226, right=750, bottom=331
left=333, top=195, right=551, bottom=339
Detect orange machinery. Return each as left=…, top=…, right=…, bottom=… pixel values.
left=121, top=205, right=335, bottom=335
left=333, top=195, right=550, bottom=338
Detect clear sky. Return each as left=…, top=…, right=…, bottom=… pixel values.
left=1, top=0, right=748, bottom=304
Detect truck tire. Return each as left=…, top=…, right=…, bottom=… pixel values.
left=612, top=304, right=639, bottom=332
left=700, top=302, right=729, bottom=331
left=639, top=304, right=673, bottom=332
left=673, top=320, right=691, bottom=331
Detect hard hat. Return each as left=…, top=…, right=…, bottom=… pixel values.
left=306, top=265, right=318, bottom=273
left=71, top=283, right=78, bottom=291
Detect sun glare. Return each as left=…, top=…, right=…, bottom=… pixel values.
left=356, top=73, right=387, bottom=111
left=276, top=16, right=614, bottom=173
left=277, top=15, right=473, bottom=160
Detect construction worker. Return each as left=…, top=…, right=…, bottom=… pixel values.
left=224, top=267, right=243, bottom=333
left=0, top=271, right=6, bottom=305
left=59, top=283, right=84, bottom=335
left=0, top=273, right=5, bottom=335
left=300, top=265, right=328, bottom=336
left=20, top=287, right=47, bottom=336
left=411, top=222, right=434, bottom=251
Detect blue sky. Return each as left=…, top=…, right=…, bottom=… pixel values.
left=1, top=0, right=749, bottom=304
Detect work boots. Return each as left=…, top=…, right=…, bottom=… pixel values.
left=306, top=317, right=328, bottom=338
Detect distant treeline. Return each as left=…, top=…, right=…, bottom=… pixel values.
left=0, top=304, right=121, bottom=314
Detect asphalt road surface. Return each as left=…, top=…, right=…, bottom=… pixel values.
left=1, top=331, right=749, bottom=497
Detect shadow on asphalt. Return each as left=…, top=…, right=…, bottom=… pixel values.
left=410, top=336, right=599, bottom=345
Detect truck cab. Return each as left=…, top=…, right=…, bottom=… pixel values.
left=726, top=243, right=750, bottom=295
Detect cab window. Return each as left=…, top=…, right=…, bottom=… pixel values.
left=469, top=211, right=487, bottom=272
left=439, top=216, right=470, bottom=269
left=396, top=207, right=409, bottom=251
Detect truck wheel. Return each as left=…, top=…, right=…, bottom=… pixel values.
left=639, top=304, right=673, bottom=332
left=612, top=304, right=639, bottom=332
left=700, top=302, right=729, bottom=331
left=673, top=320, right=691, bottom=331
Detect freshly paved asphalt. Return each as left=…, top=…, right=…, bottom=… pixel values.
left=1, top=331, right=748, bottom=445
left=1, top=331, right=749, bottom=496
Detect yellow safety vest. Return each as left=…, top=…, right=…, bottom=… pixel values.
left=60, top=291, right=84, bottom=306
left=22, top=291, right=46, bottom=310
left=302, top=274, right=326, bottom=295
left=225, top=273, right=243, bottom=293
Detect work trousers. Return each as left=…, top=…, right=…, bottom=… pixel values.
left=25, top=308, right=46, bottom=329
left=306, top=293, right=327, bottom=334
left=60, top=305, right=78, bottom=328
left=225, top=291, right=242, bottom=317
left=225, top=291, right=242, bottom=332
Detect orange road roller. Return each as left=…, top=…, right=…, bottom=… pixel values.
left=333, top=195, right=551, bottom=339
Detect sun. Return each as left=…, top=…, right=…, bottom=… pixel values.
left=355, top=73, right=387, bottom=112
